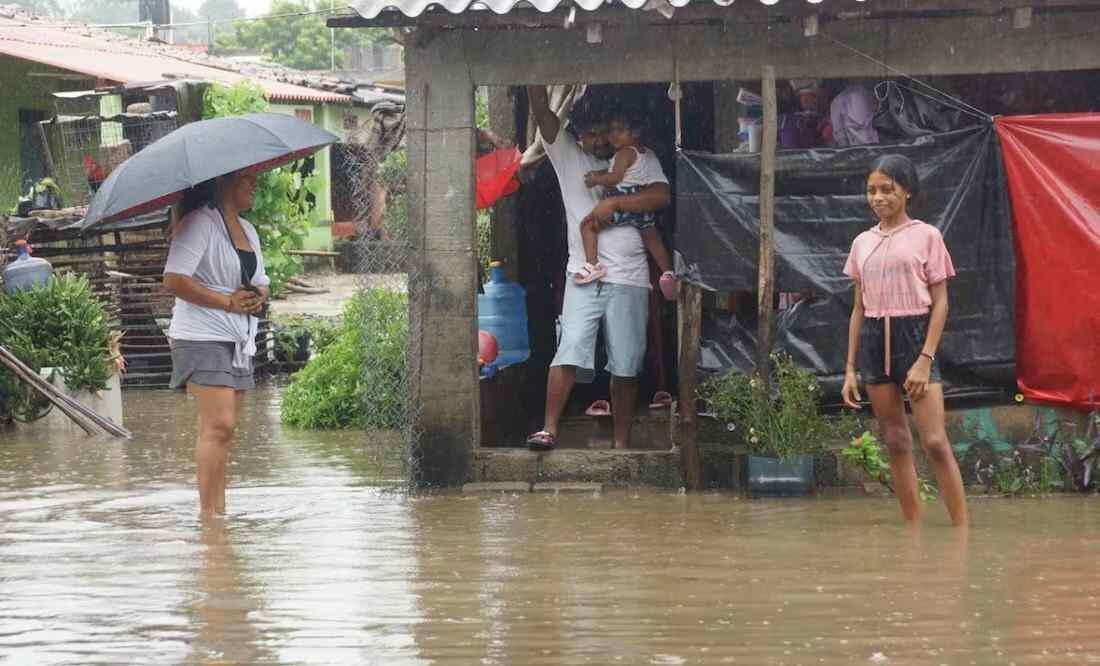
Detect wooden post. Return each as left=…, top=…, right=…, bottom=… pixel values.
left=488, top=86, right=522, bottom=281
left=677, top=282, right=704, bottom=491
left=757, top=65, right=778, bottom=377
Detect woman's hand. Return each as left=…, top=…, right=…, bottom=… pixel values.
left=841, top=369, right=863, bottom=409
left=904, top=357, right=933, bottom=401
left=245, top=287, right=268, bottom=315
left=225, top=289, right=262, bottom=315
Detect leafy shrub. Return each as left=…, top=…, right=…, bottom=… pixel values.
left=280, top=289, right=407, bottom=429
left=842, top=431, right=938, bottom=501
left=202, top=82, right=318, bottom=296
left=378, top=148, right=408, bottom=241
left=0, top=274, right=113, bottom=422
left=699, top=352, right=858, bottom=460
left=272, top=313, right=339, bottom=361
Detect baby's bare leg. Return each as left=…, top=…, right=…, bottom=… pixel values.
left=581, top=217, right=601, bottom=266
left=640, top=226, right=672, bottom=273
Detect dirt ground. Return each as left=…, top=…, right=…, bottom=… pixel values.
left=271, top=272, right=407, bottom=318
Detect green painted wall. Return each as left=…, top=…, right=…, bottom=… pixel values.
left=0, top=57, right=92, bottom=210
left=267, top=101, right=375, bottom=252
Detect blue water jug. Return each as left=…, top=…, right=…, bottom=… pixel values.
left=3, top=241, right=53, bottom=294
left=477, top=261, right=529, bottom=368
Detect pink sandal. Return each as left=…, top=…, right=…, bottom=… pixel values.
left=649, top=391, right=673, bottom=409
left=585, top=400, right=612, bottom=417
left=574, top=262, right=607, bottom=285
left=658, top=271, right=678, bottom=301
left=526, top=430, right=556, bottom=451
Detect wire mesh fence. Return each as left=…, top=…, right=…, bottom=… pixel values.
left=337, top=130, right=425, bottom=488
left=52, top=89, right=179, bottom=208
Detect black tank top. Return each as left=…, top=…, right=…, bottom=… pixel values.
left=237, top=249, right=257, bottom=286
left=215, top=205, right=257, bottom=287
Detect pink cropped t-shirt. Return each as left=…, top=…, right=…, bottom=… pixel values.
left=843, top=219, right=956, bottom=318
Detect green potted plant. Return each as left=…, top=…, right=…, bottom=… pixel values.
left=700, top=352, right=852, bottom=495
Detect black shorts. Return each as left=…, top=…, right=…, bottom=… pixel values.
left=859, top=315, right=941, bottom=387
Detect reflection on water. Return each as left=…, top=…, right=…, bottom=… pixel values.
left=2, top=387, right=1099, bottom=664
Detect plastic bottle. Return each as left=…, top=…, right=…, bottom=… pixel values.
left=477, top=261, right=529, bottom=368
left=3, top=240, right=53, bottom=294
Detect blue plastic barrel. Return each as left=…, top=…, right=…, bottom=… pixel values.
left=477, top=261, right=529, bottom=368
left=3, top=241, right=53, bottom=294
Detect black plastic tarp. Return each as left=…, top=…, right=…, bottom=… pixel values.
left=675, top=125, right=1016, bottom=400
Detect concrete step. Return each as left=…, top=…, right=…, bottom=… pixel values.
left=472, top=447, right=682, bottom=488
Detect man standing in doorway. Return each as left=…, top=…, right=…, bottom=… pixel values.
left=524, top=86, right=671, bottom=451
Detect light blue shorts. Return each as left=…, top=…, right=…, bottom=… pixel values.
left=551, top=279, right=649, bottom=382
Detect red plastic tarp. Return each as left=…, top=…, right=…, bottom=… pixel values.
left=995, top=114, right=1100, bottom=410
left=476, top=147, right=521, bottom=209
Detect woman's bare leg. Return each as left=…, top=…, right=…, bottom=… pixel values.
left=910, top=384, right=969, bottom=527
left=189, top=384, right=239, bottom=516
left=867, top=383, right=922, bottom=524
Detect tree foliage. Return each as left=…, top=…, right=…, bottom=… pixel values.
left=202, top=82, right=317, bottom=296
left=10, top=0, right=64, bottom=17
left=198, top=0, right=243, bottom=22
left=217, top=0, right=380, bottom=70
left=67, top=0, right=138, bottom=24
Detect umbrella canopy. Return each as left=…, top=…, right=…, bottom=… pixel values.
left=81, top=113, right=338, bottom=230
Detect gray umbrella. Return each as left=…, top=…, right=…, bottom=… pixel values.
left=81, top=112, right=338, bottom=230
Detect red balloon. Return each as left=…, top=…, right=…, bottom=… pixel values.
left=478, top=330, right=499, bottom=364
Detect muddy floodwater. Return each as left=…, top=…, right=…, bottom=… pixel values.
left=2, top=387, right=1099, bottom=665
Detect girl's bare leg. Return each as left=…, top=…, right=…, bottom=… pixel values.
left=867, top=383, right=922, bottom=524
left=910, top=384, right=969, bottom=527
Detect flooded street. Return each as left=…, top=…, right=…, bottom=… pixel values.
left=1, top=387, right=1099, bottom=665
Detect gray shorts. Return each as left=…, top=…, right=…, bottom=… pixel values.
left=169, top=340, right=255, bottom=391
left=551, top=279, right=648, bottom=382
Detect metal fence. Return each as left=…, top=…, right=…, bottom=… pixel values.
left=337, top=123, right=425, bottom=486
left=52, top=90, right=179, bottom=208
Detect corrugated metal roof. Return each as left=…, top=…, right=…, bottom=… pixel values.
left=349, top=0, right=856, bottom=20
left=0, top=17, right=354, bottom=104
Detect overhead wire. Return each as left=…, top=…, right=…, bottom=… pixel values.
left=816, top=29, right=993, bottom=122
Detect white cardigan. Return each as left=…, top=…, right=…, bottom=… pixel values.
left=164, top=206, right=270, bottom=368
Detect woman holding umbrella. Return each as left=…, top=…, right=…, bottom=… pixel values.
left=81, top=113, right=338, bottom=516
left=164, top=171, right=268, bottom=516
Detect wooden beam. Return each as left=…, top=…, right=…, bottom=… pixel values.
left=1013, top=6, right=1034, bottom=27
left=756, top=65, right=777, bottom=377
left=803, top=13, right=820, bottom=36
left=27, top=72, right=96, bottom=80
left=677, top=282, right=704, bottom=491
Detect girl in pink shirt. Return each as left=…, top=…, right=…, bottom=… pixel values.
left=841, top=154, right=968, bottom=527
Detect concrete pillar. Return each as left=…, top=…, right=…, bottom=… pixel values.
left=487, top=85, right=522, bottom=280
left=406, top=32, right=479, bottom=486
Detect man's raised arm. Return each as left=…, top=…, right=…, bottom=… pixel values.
left=526, top=86, right=561, bottom=145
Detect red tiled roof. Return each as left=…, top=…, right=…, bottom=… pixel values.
left=0, top=16, right=354, bottom=104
